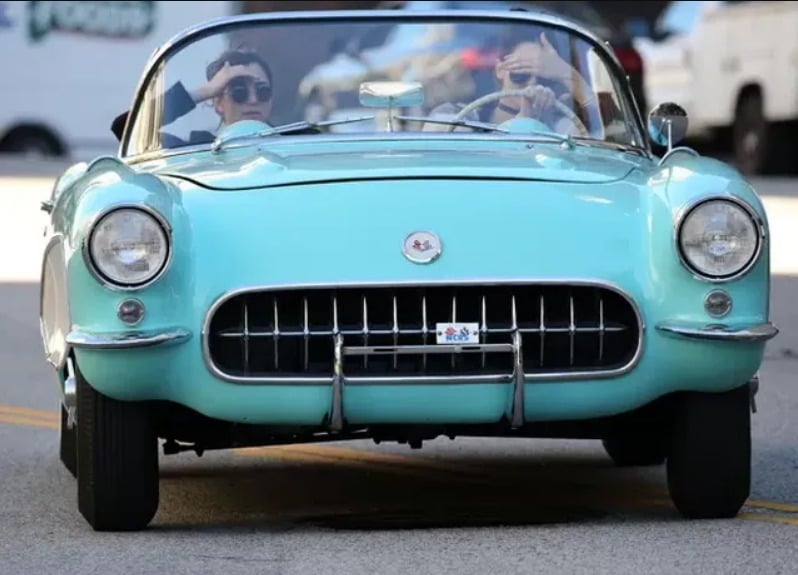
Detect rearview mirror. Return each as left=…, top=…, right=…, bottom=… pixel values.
left=359, top=81, right=425, bottom=109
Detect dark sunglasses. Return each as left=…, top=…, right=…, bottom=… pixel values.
left=509, top=71, right=533, bottom=85
left=226, top=77, right=272, bottom=104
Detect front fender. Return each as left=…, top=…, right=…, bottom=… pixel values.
left=642, top=150, right=771, bottom=330
left=39, top=156, right=193, bottom=373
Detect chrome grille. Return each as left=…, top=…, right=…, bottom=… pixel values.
left=205, top=283, right=641, bottom=382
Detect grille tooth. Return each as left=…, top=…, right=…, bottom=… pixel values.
left=207, top=284, right=641, bottom=381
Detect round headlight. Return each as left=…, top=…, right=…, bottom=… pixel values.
left=87, top=207, right=170, bottom=287
left=678, top=198, right=761, bottom=280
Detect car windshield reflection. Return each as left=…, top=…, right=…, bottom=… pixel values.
left=123, top=11, right=643, bottom=157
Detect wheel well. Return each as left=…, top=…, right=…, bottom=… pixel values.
left=735, top=83, right=763, bottom=113
left=0, top=123, right=66, bottom=155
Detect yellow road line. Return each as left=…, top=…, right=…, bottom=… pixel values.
left=0, top=405, right=59, bottom=424
left=2, top=404, right=796, bottom=522
left=739, top=512, right=798, bottom=527
left=237, top=445, right=675, bottom=512
left=0, top=413, right=59, bottom=430
left=238, top=444, right=798, bottom=524
left=744, top=500, right=798, bottom=514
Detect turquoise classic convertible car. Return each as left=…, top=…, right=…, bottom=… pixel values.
left=39, top=7, right=778, bottom=531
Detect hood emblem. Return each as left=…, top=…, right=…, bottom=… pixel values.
left=403, top=231, right=442, bottom=264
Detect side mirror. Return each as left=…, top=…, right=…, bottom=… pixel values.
left=647, top=102, right=688, bottom=150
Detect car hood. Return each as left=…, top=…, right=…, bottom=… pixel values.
left=164, top=171, right=661, bottom=296
left=151, top=141, right=644, bottom=190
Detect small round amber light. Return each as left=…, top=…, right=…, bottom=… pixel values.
left=117, top=299, right=145, bottom=325
left=704, top=290, right=732, bottom=318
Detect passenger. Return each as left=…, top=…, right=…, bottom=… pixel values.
left=110, top=49, right=274, bottom=147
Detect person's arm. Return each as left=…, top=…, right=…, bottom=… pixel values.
left=110, top=81, right=200, bottom=142
left=564, top=72, right=600, bottom=128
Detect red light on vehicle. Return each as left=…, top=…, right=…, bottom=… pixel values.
left=460, top=47, right=496, bottom=69
left=614, top=47, right=643, bottom=73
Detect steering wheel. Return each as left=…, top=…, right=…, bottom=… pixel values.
left=450, top=87, right=590, bottom=137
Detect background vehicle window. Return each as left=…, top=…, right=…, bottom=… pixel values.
left=655, top=1, right=723, bottom=37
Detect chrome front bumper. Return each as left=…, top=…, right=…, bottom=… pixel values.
left=66, top=327, right=191, bottom=349
left=655, top=321, right=779, bottom=342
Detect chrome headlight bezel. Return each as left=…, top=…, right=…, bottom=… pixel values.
left=83, top=204, right=172, bottom=290
left=674, top=195, right=765, bottom=282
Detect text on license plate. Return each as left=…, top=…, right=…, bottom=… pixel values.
left=435, top=322, right=480, bottom=344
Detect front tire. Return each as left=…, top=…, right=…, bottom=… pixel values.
left=76, top=361, right=159, bottom=531
left=666, top=384, right=751, bottom=519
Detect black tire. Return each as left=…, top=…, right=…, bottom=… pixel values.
left=602, top=433, right=667, bottom=467
left=2, top=128, right=61, bottom=156
left=666, top=384, right=751, bottom=519
left=733, top=92, right=771, bottom=175
left=59, top=404, right=77, bottom=478
left=75, top=361, right=159, bottom=531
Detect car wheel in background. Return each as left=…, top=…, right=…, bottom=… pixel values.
left=0, top=126, right=63, bottom=157
left=733, top=91, right=795, bottom=175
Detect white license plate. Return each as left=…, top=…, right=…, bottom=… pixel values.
left=435, top=322, right=480, bottom=345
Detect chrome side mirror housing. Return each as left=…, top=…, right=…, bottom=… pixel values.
left=647, top=102, right=688, bottom=151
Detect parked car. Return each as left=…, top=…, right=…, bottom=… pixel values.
left=633, top=0, right=798, bottom=174
left=40, top=7, right=777, bottom=531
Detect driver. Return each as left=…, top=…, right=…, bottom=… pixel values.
left=110, top=48, right=274, bottom=147
left=425, top=30, right=598, bottom=134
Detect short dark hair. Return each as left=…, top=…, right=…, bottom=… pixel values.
left=497, top=27, right=542, bottom=58
left=206, top=49, right=273, bottom=86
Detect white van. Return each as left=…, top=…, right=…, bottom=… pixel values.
left=635, top=0, right=798, bottom=174
left=0, top=1, right=240, bottom=160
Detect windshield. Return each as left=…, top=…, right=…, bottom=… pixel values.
left=123, top=13, right=644, bottom=157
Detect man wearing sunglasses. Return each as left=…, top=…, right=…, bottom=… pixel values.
left=111, top=49, right=274, bottom=148
left=425, top=30, right=599, bottom=135
left=487, top=31, right=595, bottom=127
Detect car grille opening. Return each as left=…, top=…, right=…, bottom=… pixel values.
left=206, top=283, right=641, bottom=381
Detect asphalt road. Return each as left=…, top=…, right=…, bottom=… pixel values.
left=1, top=156, right=797, bottom=574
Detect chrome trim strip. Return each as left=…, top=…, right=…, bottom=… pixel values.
left=655, top=321, right=778, bottom=342
left=135, top=133, right=649, bottom=172
left=40, top=233, right=71, bottom=371
left=511, top=328, right=524, bottom=429
left=201, top=278, right=645, bottom=386
left=658, top=145, right=700, bottom=165
left=342, top=343, right=515, bottom=356
left=330, top=333, right=344, bottom=432
left=66, top=327, right=191, bottom=349
left=672, top=194, right=766, bottom=283
left=81, top=203, right=174, bottom=292
left=120, top=9, right=649, bottom=159
left=63, top=357, right=77, bottom=430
